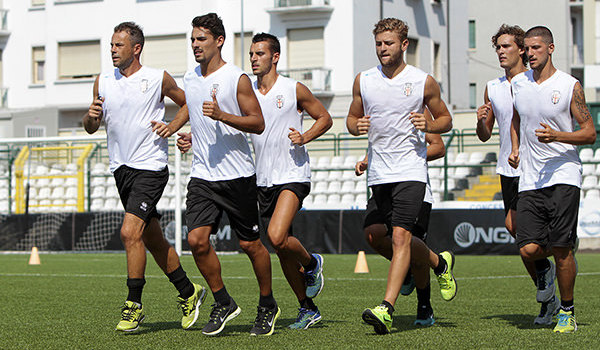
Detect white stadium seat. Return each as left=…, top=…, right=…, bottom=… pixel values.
left=313, top=171, right=329, bottom=182
left=354, top=181, right=367, bottom=194
left=585, top=189, right=600, bottom=200
left=91, top=163, right=106, bottom=175
left=105, top=186, right=119, bottom=199
left=91, top=198, right=104, bottom=211
left=467, top=152, right=485, bottom=165
left=341, top=181, right=356, bottom=194
left=91, top=186, right=105, bottom=199
left=582, top=164, right=595, bottom=176
left=51, top=187, right=65, bottom=199
left=314, top=156, right=330, bottom=170
left=65, top=186, right=78, bottom=199
left=103, top=198, right=119, bottom=211
left=91, top=177, right=105, bottom=187
left=312, top=181, right=328, bottom=194
left=582, top=176, right=598, bottom=190
left=326, top=181, right=342, bottom=194
left=341, top=170, right=355, bottom=181
left=579, top=148, right=594, bottom=162
left=37, top=187, right=51, bottom=200
left=342, top=155, right=358, bottom=169
left=65, top=177, right=78, bottom=187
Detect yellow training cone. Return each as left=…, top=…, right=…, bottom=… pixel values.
left=354, top=251, right=369, bottom=273
left=28, top=246, right=40, bottom=265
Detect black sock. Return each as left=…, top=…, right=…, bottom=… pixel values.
left=300, top=298, right=317, bottom=311
left=560, top=299, right=574, bottom=314
left=416, top=284, right=431, bottom=308
left=534, top=258, right=551, bottom=273
left=213, top=286, right=231, bottom=306
left=433, top=254, right=447, bottom=275
left=167, top=265, right=195, bottom=299
left=304, top=255, right=318, bottom=272
left=259, top=292, right=277, bottom=309
left=381, top=300, right=394, bottom=315
left=402, top=268, right=413, bottom=285
left=126, top=278, right=146, bottom=304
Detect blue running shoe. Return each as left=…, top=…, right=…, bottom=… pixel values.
left=305, top=254, right=324, bottom=299
left=400, top=273, right=416, bottom=296
left=414, top=305, right=435, bottom=326
left=288, top=307, right=322, bottom=330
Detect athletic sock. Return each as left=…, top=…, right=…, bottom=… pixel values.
left=166, top=265, right=195, bottom=299
left=300, top=297, right=317, bottom=311
left=560, top=299, right=574, bottom=314
left=304, top=255, right=318, bottom=272
left=403, top=268, right=413, bottom=285
left=126, top=278, right=146, bottom=304
left=534, top=258, right=551, bottom=273
left=213, top=286, right=231, bottom=306
left=416, top=284, right=431, bottom=308
left=433, top=254, right=447, bottom=275
left=259, top=291, right=277, bottom=309
left=381, top=300, right=394, bottom=315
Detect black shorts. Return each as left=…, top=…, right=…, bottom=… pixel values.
left=185, top=175, right=260, bottom=242
left=516, top=184, right=579, bottom=249
left=363, top=196, right=431, bottom=241
left=365, top=181, right=426, bottom=235
left=500, top=175, right=519, bottom=215
left=257, top=182, right=310, bottom=234
left=113, top=165, right=168, bottom=223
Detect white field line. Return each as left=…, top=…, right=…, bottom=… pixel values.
left=1, top=272, right=599, bottom=281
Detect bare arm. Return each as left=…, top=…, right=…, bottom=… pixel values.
left=425, top=132, right=446, bottom=161
left=415, top=75, right=452, bottom=134
left=203, top=74, right=264, bottom=134
left=476, top=87, right=495, bottom=142
left=535, top=82, right=596, bottom=145
left=508, top=106, right=520, bottom=169
left=346, top=73, right=370, bottom=136
left=153, top=71, right=189, bottom=138
left=288, top=82, right=333, bottom=145
left=355, top=153, right=368, bottom=176
left=83, top=76, right=103, bottom=134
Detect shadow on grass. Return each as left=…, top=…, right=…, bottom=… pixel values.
left=360, top=314, right=457, bottom=335
left=482, top=314, right=549, bottom=330
left=278, top=317, right=338, bottom=329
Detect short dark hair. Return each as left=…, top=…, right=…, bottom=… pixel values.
left=492, top=24, right=527, bottom=65
left=252, top=33, right=280, bottom=54
left=114, top=22, right=145, bottom=49
left=525, top=26, right=554, bottom=44
left=192, top=13, right=226, bottom=40
left=373, top=18, right=409, bottom=42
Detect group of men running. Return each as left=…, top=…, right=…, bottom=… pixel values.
left=83, top=12, right=593, bottom=336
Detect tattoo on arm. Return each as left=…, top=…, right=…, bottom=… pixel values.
left=574, top=84, right=591, bottom=123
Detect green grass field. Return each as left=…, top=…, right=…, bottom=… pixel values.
left=1, top=252, right=599, bottom=349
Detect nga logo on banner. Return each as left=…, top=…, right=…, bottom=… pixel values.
left=454, top=222, right=514, bottom=248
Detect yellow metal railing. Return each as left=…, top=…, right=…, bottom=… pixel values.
left=14, top=144, right=94, bottom=213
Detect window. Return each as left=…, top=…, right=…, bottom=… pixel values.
left=31, top=0, right=45, bottom=6
left=141, top=34, right=187, bottom=75
left=288, top=27, right=324, bottom=69
left=26, top=126, right=46, bottom=138
left=58, top=41, right=100, bottom=80
left=469, top=20, right=476, bottom=49
left=234, top=32, right=253, bottom=72
left=32, top=47, right=45, bottom=84
left=433, top=43, right=441, bottom=82
left=406, top=38, right=418, bottom=66
left=469, top=83, right=477, bottom=109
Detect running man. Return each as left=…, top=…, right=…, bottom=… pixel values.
left=156, top=13, right=278, bottom=336
left=476, top=24, right=558, bottom=325
left=509, top=26, right=596, bottom=333
left=83, top=22, right=205, bottom=332
left=347, top=18, right=453, bottom=334
left=177, top=32, right=333, bottom=330
left=356, top=131, right=455, bottom=327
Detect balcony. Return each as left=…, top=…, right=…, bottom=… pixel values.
left=268, top=0, right=333, bottom=22
left=279, top=67, right=332, bottom=94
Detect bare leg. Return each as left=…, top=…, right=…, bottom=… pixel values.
left=506, top=209, right=537, bottom=283
left=142, top=217, right=181, bottom=274
left=121, top=213, right=148, bottom=278
left=188, top=225, right=224, bottom=292
left=239, top=238, right=273, bottom=296
left=553, top=247, right=576, bottom=301
left=383, top=227, right=412, bottom=305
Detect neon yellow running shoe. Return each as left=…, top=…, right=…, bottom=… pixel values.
left=436, top=251, right=457, bottom=301
left=178, top=283, right=207, bottom=329
left=553, top=310, right=577, bottom=333
left=116, top=301, right=145, bottom=332
left=362, top=305, right=392, bottom=334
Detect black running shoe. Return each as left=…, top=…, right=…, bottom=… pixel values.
left=201, top=299, right=241, bottom=336
left=414, top=304, right=435, bottom=326
left=250, top=305, right=281, bottom=336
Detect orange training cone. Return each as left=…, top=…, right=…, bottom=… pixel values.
left=28, top=246, right=40, bottom=265
left=354, top=251, right=369, bottom=273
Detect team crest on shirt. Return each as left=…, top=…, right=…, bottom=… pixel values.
left=140, top=79, right=149, bottom=93
left=276, top=95, right=284, bottom=109
left=551, top=90, right=561, bottom=104
left=211, top=84, right=220, bottom=98
left=403, top=83, right=413, bottom=96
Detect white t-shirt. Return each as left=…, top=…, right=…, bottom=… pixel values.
left=184, top=63, right=255, bottom=181
left=359, top=64, right=429, bottom=186
left=424, top=175, right=433, bottom=204
left=511, top=69, right=581, bottom=191
left=99, top=66, right=167, bottom=173
left=487, top=76, right=520, bottom=177
left=250, top=75, right=311, bottom=187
